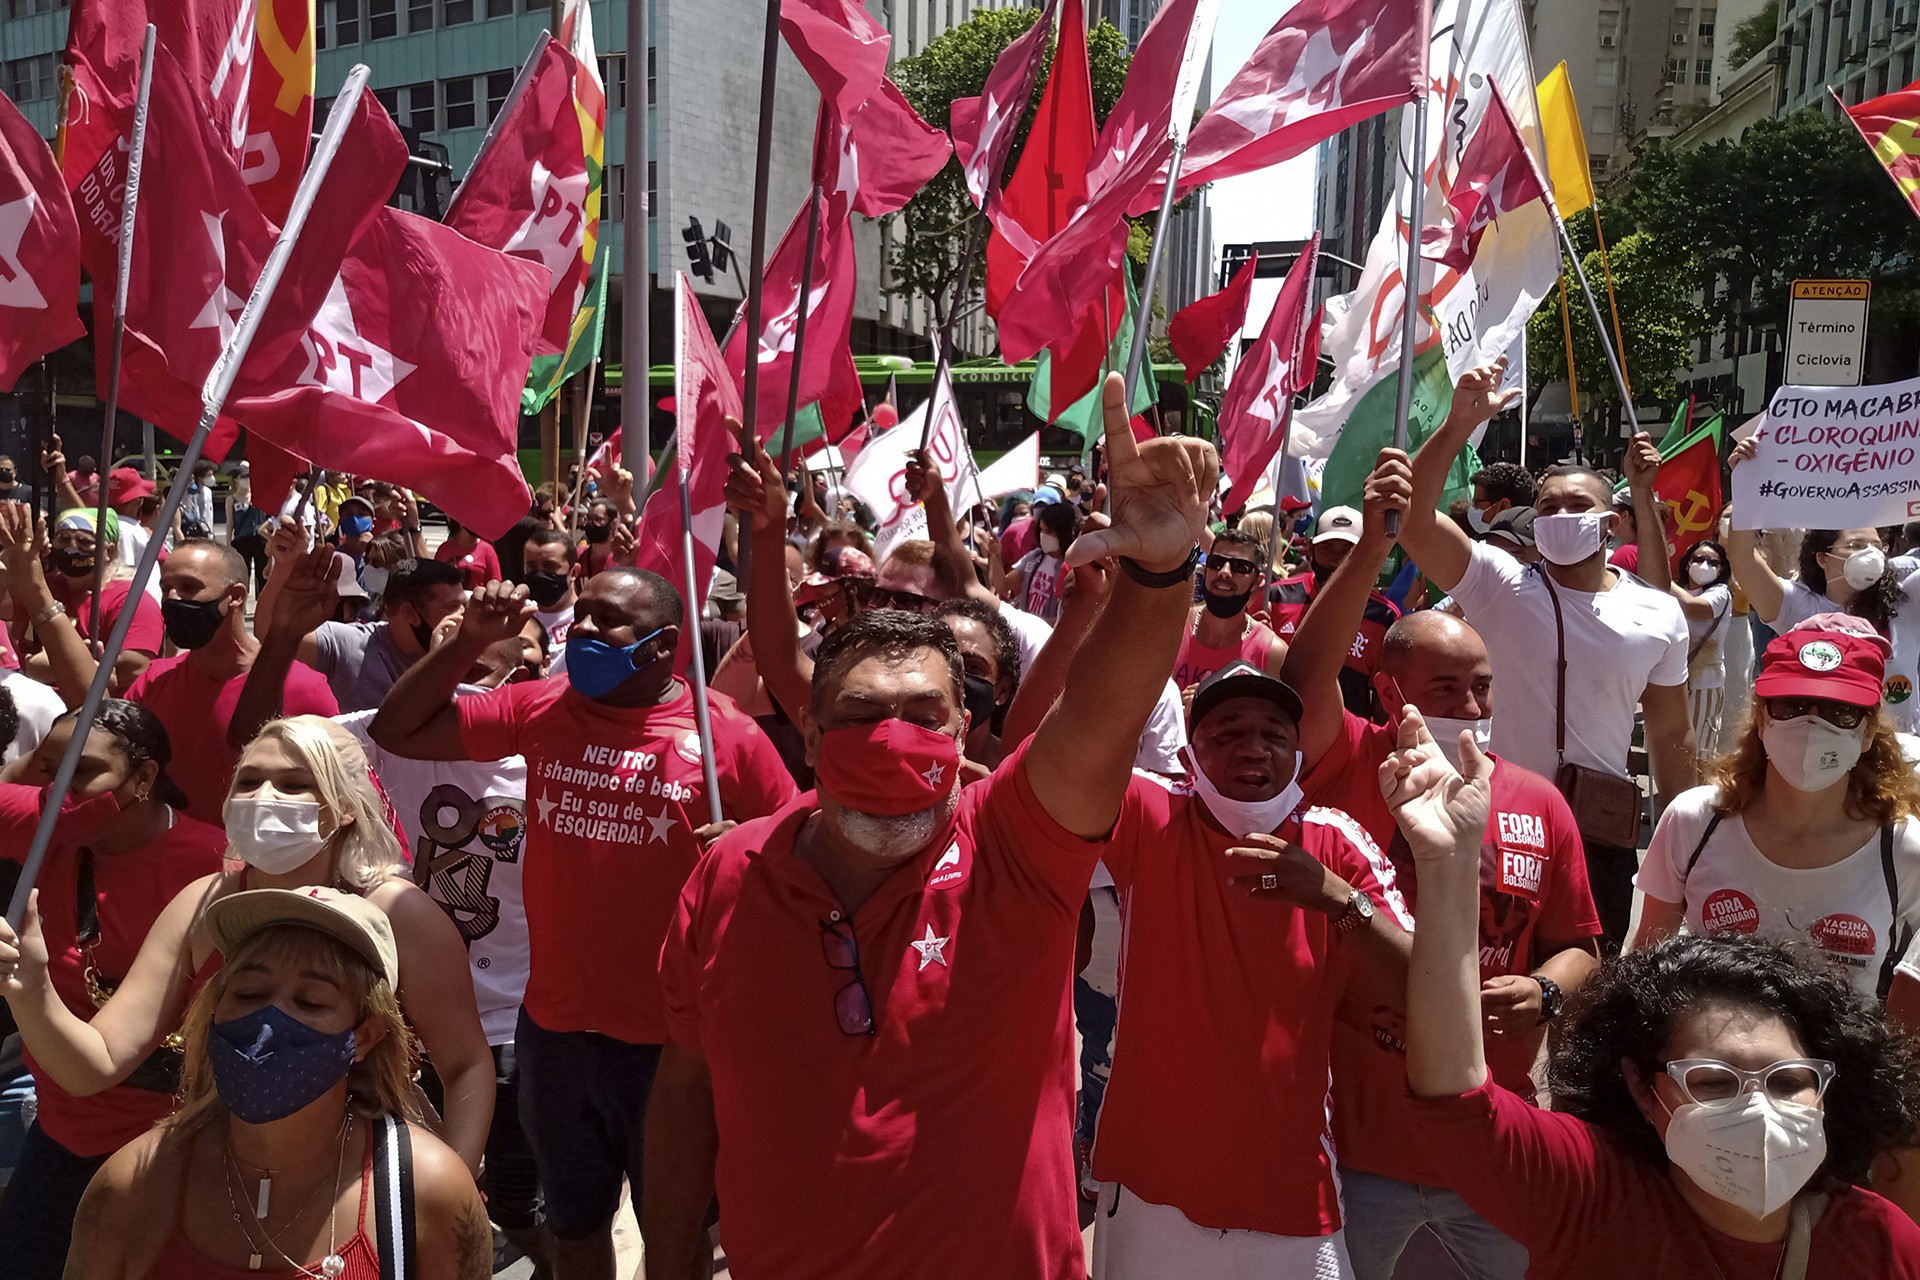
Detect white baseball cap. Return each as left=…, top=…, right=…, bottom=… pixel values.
left=1312, top=505, right=1363, bottom=546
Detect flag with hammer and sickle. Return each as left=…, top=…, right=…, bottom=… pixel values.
left=1838, top=82, right=1920, bottom=222
left=1651, top=419, right=1725, bottom=564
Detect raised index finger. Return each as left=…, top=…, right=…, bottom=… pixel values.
left=1098, top=373, right=1140, bottom=470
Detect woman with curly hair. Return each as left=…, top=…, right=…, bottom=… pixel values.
left=1632, top=622, right=1920, bottom=1006
left=1384, top=706, right=1920, bottom=1277
left=63, top=887, right=490, bottom=1279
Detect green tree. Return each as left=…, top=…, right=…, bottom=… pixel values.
left=1726, top=0, right=1779, bottom=67
left=887, top=9, right=1133, bottom=334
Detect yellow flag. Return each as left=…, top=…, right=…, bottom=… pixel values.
left=1536, top=62, right=1595, bottom=218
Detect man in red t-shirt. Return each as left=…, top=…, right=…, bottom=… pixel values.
left=645, top=412, right=1219, bottom=1280
left=1266, top=504, right=1400, bottom=716
left=19, top=508, right=164, bottom=695
left=124, top=541, right=340, bottom=823
left=370, top=565, right=797, bottom=1278
left=1172, top=527, right=1286, bottom=690
left=1287, top=449, right=1603, bottom=1280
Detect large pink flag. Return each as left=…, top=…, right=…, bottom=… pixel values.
left=1220, top=233, right=1321, bottom=514
left=636, top=274, right=741, bottom=664
left=1137, top=0, right=1425, bottom=211
left=1168, top=251, right=1258, bottom=383
left=228, top=209, right=545, bottom=537
left=781, top=0, right=890, bottom=116
left=444, top=35, right=593, bottom=355
left=843, top=78, right=952, bottom=217
left=0, top=94, right=85, bottom=391
left=949, top=0, right=1057, bottom=211
left=1421, top=85, right=1548, bottom=272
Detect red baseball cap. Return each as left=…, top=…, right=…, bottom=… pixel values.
left=1754, top=631, right=1886, bottom=708
left=108, top=466, right=154, bottom=505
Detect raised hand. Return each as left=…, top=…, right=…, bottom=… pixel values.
left=1447, top=358, right=1521, bottom=427
left=267, top=519, right=309, bottom=564
left=1624, top=431, right=1661, bottom=492
left=0, top=890, right=49, bottom=1002
left=460, top=580, right=535, bottom=646
left=609, top=515, right=639, bottom=567
left=903, top=450, right=942, bottom=506
left=600, top=463, right=638, bottom=515
left=723, top=432, right=789, bottom=533
left=1728, top=435, right=1759, bottom=470
left=1362, top=448, right=1413, bottom=544
left=1377, top=705, right=1492, bottom=862
left=270, top=542, right=343, bottom=639
left=1066, top=374, right=1218, bottom=573
left=0, top=503, right=47, bottom=593
left=40, top=433, right=65, bottom=479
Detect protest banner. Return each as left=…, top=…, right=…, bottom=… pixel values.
left=1731, top=374, right=1920, bottom=530
left=841, top=373, right=974, bottom=556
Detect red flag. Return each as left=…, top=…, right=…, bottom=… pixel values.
left=1220, top=233, right=1321, bottom=514
left=227, top=209, right=545, bottom=538
left=723, top=107, right=864, bottom=444
left=0, top=95, right=85, bottom=391
left=780, top=0, right=890, bottom=117
left=984, top=0, right=1091, bottom=317
left=1421, top=85, right=1547, bottom=272
left=636, top=274, right=741, bottom=661
left=1841, top=81, right=1920, bottom=223
left=949, top=0, right=1057, bottom=212
left=1168, top=251, right=1258, bottom=384
left=842, top=78, right=952, bottom=217
left=1140, top=0, right=1425, bottom=210
left=444, top=36, right=594, bottom=355
left=1654, top=432, right=1724, bottom=562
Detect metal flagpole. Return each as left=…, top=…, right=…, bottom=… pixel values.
left=740, top=0, right=780, bottom=454
left=90, top=23, right=156, bottom=639
left=679, top=466, right=724, bottom=825
left=622, top=0, right=648, bottom=476
left=919, top=218, right=986, bottom=452
left=1122, top=136, right=1185, bottom=405
left=777, top=183, right=824, bottom=475
left=1517, top=327, right=1530, bottom=468
left=1546, top=193, right=1637, bottom=434
left=8, top=68, right=377, bottom=929
left=1383, top=87, right=1430, bottom=540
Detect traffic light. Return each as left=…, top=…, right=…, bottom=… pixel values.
left=710, top=220, right=735, bottom=275
left=683, top=217, right=714, bottom=282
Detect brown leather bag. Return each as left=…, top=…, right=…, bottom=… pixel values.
left=1539, top=568, right=1645, bottom=849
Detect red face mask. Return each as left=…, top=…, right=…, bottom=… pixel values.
left=815, top=720, right=961, bottom=816
left=45, top=786, right=124, bottom=847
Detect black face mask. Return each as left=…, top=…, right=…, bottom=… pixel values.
left=49, top=546, right=95, bottom=579
left=582, top=523, right=612, bottom=545
left=161, top=595, right=227, bottom=650
left=446, top=518, right=463, bottom=538
left=522, top=570, right=570, bottom=609
left=1201, top=586, right=1253, bottom=619
left=0, top=473, right=16, bottom=487
left=962, top=674, right=998, bottom=731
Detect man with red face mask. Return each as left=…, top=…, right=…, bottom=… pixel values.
left=646, top=376, right=1219, bottom=1280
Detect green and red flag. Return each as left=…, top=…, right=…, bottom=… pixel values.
left=1651, top=413, right=1724, bottom=563
left=1839, top=80, right=1920, bottom=222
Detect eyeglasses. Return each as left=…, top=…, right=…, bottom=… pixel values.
left=819, top=918, right=877, bottom=1037
left=1661, top=1057, right=1836, bottom=1109
left=1205, top=553, right=1258, bottom=576
left=1764, top=697, right=1869, bottom=730
left=869, top=587, right=941, bottom=615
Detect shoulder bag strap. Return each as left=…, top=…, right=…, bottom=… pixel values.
left=371, top=1113, right=418, bottom=1280
left=1879, top=825, right=1910, bottom=1004
left=1687, top=599, right=1731, bottom=663
left=1779, top=1191, right=1826, bottom=1280
left=1537, top=566, right=1569, bottom=770
left=1682, top=811, right=1726, bottom=879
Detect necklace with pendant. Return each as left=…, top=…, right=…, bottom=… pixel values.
left=222, top=1114, right=352, bottom=1276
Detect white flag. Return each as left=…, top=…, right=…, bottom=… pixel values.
left=976, top=432, right=1040, bottom=499
left=841, top=374, right=976, bottom=557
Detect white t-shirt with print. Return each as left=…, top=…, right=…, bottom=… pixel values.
left=997, top=601, right=1185, bottom=776
left=1769, top=562, right=1920, bottom=733
left=1637, top=785, right=1920, bottom=1002
left=1447, top=543, right=1690, bottom=779
left=1685, top=584, right=1733, bottom=690
left=340, top=700, right=530, bottom=1045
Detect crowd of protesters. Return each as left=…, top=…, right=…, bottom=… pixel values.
left=0, top=365, right=1916, bottom=1280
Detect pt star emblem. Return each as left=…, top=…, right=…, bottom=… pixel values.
left=644, top=806, right=677, bottom=844
left=910, top=923, right=949, bottom=970
left=920, top=761, right=945, bottom=787
left=189, top=211, right=245, bottom=342
left=534, top=791, right=557, bottom=825
left=0, top=194, right=48, bottom=309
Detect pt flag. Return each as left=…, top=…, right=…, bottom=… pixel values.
left=0, top=92, right=84, bottom=391
left=781, top=0, right=890, bottom=116
left=1535, top=62, right=1595, bottom=219
left=841, top=78, right=951, bottom=217
left=1142, top=0, right=1425, bottom=209
left=1421, top=85, right=1548, bottom=272
left=844, top=375, right=976, bottom=556
left=949, top=0, right=1057, bottom=212
left=228, top=209, right=546, bottom=538
left=445, top=35, right=595, bottom=355
left=1219, top=234, right=1320, bottom=513
left=1168, top=251, right=1258, bottom=383
left=1840, top=80, right=1920, bottom=222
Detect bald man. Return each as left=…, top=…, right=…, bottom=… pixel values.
left=1280, top=453, right=1603, bottom=1280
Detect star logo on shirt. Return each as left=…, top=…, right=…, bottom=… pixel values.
left=644, top=806, right=677, bottom=844
left=910, top=923, right=949, bottom=971
left=534, top=791, right=557, bottom=825
left=921, top=762, right=945, bottom=788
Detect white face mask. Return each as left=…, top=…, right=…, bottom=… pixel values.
left=1424, top=715, right=1492, bottom=772
left=1688, top=560, right=1721, bottom=587
left=1662, top=1090, right=1827, bottom=1219
left=1039, top=532, right=1063, bottom=557
left=1835, top=545, right=1888, bottom=592
left=1531, top=511, right=1612, bottom=566
left=1182, top=747, right=1304, bottom=838
left=225, top=792, right=329, bottom=874
left=1761, top=715, right=1865, bottom=792
left=360, top=565, right=390, bottom=596
left=1467, top=505, right=1495, bottom=534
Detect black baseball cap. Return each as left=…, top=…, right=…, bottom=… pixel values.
left=1188, top=660, right=1305, bottom=731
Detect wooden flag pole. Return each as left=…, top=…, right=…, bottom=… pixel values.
left=1546, top=193, right=1637, bottom=435
left=1558, top=279, right=1581, bottom=423
left=1589, top=204, right=1633, bottom=407
left=90, top=23, right=155, bottom=639
left=777, top=183, right=825, bottom=475
left=622, top=0, right=648, bottom=476
left=9, top=68, right=376, bottom=929
left=678, top=464, right=724, bottom=826
left=1383, top=84, right=1430, bottom=539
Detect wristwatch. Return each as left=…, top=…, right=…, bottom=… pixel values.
left=1533, top=975, right=1565, bottom=1022
left=1332, top=887, right=1376, bottom=933
left=1119, top=545, right=1201, bottom=588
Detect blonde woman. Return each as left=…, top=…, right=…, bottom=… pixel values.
left=63, top=887, right=490, bottom=1279
left=0, top=716, right=494, bottom=1172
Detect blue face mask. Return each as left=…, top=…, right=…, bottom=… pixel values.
left=565, top=628, right=665, bottom=699
left=206, top=1004, right=357, bottom=1125
left=340, top=514, right=374, bottom=537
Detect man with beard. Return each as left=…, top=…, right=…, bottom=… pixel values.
left=1268, top=505, right=1401, bottom=716
left=643, top=376, right=1218, bottom=1280
left=1173, top=527, right=1287, bottom=690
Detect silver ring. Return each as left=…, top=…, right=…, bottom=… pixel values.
left=1260, top=874, right=1278, bottom=891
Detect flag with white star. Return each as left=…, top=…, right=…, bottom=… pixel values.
left=0, top=93, right=84, bottom=391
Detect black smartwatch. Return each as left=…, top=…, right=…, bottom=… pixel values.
left=1119, top=544, right=1201, bottom=588
left=1533, top=975, right=1565, bottom=1022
